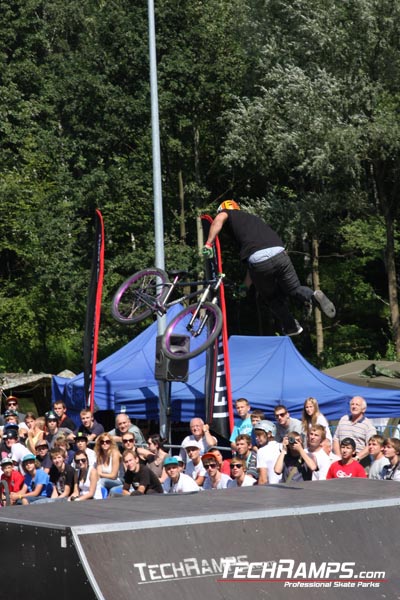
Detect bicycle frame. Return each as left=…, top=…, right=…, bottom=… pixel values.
left=154, top=273, right=225, bottom=318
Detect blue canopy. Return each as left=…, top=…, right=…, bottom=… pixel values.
left=53, top=331, right=400, bottom=423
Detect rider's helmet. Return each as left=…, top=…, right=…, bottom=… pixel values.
left=217, top=200, right=240, bottom=213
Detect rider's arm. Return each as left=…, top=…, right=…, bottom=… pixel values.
left=205, top=212, right=229, bottom=246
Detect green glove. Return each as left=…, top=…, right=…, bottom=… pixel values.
left=202, top=244, right=214, bottom=258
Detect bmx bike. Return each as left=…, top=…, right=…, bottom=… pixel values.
left=111, top=268, right=224, bottom=361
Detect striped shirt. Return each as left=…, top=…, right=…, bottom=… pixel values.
left=333, top=415, right=376, bottom=453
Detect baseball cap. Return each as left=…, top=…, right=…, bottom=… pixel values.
left=45, top=410, right=58, bottom=422
left=5, top=396, right=18, bottom=404
left=202, top=452, right=219, bottom=463
left=181, top=439, right=202, bottom=450
left=4, top=423, right=19, bottom=432
left=340, top=437, right=356, bottom=450
left=21, top=453, right=37, bottom=463
left=1, top=457, right=13, bottom=467
left=35, top=439, right=49, bottom=449
left=254, top=420, right=277, bottom=436
left=3, top=430, right=18, bottom=440
left=163, top=456, right=179, bottom=467
left=75, top=432, right=88, bottom=441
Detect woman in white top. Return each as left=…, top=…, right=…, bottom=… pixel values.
left=301, top=397, right=332, bottom=442
left=69, top=451, right=102, bottom=501
left=94, top=433, right=122, bottom=493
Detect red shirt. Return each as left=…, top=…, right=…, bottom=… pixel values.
left=326, top=460, right=367, bottom=479
left=1, top=470, right=25, bottom=492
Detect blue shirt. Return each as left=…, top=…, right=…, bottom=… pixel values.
left=24, top=468, right=53, bottom=497
left=230, top=416, right=253, bottom=443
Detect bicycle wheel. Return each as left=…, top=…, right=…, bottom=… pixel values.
left=161, top=301, right=223, bottom=361
left=111, top=268, right=170, bottom=325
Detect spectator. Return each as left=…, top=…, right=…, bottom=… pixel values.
left=181, top=440, right=206, bottom=487
left=44, top=411, right=74, bottom=448
left=321, top=438, right=341, bottom=464
left=301, top=397, right=332, bottom=442
left=274, top=405, right=302, bottom=442
left=0, top=396, right=25, bottom=426
left=332, top=397, right=376, bottom=465
left=53, top=433, right=75, bottom=465
left=274, top=432, right=317, bottom=482
left=162, top=456, right=200, bottom=493
left=234, top=434, right=258, bottom=480
left=11, top=453, right=53, bottom=505
left=230, top=398, right=253, bottom=451
left=69, top=451, right=102, bottom=501
left=94, top=433, right=122, bottom=493
left=256, top=421, right=282, bottom=485
left=306, top=425, right=331, bottom=481
left=207, top=446, right=231, bottom=476
left=26, top=416, right=45, bottom=453
left=368, top=435, right=389, bottom=479
left=75, top=409, right=104, bottom=442
left=49, top=448, right=75, bottom=500
left=1, top=457, right=24, bottom=503
left=146, top=434, right=169, bottom=481
left=53, top=401, right=76, bottom=432
left=380, top=438, right=400, bottom=481
left=110, top=450, right=163, bottom=496
left=227, top=458, right=256, bottom=488
left=179, top=418, right=217, bottom=457
left=2, top=410, right=28, bottom=439
left=108, top=413, right=146, bottom=447
left=2, top=429, right=30, bottom=470
left=202, top=452, right=232, bottom=489
left=72, top=432, right=96, bottom=468
left=34, top=439, right=52, bottom=473
left=326, top=438, right=367, bottom=479
left=250, top=409, right=265, bottom=429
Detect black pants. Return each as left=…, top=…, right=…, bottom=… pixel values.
left=248, top=251, right=314, bottom=332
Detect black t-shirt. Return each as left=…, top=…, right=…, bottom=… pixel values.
left=124, top=464, right=163, bottom=494
left=224, top=210, right=284, bottom=261
left=49, top=464, right=75, bottom=496
left=282, top=453, right=313, bottom=482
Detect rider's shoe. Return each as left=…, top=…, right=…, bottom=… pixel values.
left=312, top=290, right=336, bottom=318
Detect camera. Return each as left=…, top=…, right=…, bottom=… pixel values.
left=288, top=436, right=297, bottom=445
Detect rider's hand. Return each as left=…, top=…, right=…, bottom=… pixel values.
left=202, top=244, right=214, bottom=258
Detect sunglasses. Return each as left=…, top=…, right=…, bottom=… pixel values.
left=7, top=402, right=17, bottom=406
left=75, top=458, right=87, bottom=464
left=100, top=440, right=111, bottom=445
left=230, top=463, right=243, bottom=469
left=36, top=445, right=48, bottom=450
left=122, top=438, right=135, bottom=444
left=275, top=412, right=287, bottom=418
left=204, top=463, right=217, bottom=469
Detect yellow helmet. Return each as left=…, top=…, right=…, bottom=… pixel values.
left=217, top=200, right=240, bottom=213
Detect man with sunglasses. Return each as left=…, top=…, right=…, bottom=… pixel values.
left=202, top=452, right=232, bottom=489
left=274, top=405, right=302, bottom=443
left=108, top=413, right=146, bottom=447
left=0, top=396, right=25, bottom=426
left=227, top=458, right=256, bottom=487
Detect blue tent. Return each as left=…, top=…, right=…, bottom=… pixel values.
left=53, top=331, right=400, bottom=423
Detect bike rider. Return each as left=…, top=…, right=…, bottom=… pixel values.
left=202, top=200, right=335, bottom=336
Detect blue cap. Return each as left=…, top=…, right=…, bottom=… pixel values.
left=21, top=453, right=36, bottom=462
left=163, top=456, right=179, bottom=467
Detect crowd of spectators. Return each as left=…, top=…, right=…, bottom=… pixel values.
left=1, top=393, right=399, bottom=505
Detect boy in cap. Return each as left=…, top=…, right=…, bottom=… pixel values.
left=256, top=421, right=282, bottom=485
left=11, top=454, right=53, bottom=504
left=1, top=457, right=24, bottom=503
left=181, top=439, right=206, bottom=486
left=326, top=437, right=367, bottom=479
left=2, top=429, right=30, bottom=470
left=162, top=456, right=200, bottom=493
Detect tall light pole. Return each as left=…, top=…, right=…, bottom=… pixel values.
left=148, top=0, right=170, bottom=439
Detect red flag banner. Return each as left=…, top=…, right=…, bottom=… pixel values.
left=83, top=209, right=105, bottom=411
left=201, top=214, right=234, bottom=439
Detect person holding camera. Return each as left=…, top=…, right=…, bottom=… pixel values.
left=274, top=432, right=317, bottom=483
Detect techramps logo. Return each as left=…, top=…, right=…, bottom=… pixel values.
left=218, top=559, right=387, bottom=589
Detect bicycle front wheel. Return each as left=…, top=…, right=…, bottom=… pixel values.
left=161, top=302, right=223, bottom=361
left=111, top=268, right=170, bottom=325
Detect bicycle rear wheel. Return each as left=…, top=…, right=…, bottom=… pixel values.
left=161, top=301, right=223, bottom=361
left=111, top=268, right=170, bottom=325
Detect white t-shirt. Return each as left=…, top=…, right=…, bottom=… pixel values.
left=163, top=473, right=200, bottom=493
left=227, top=474, right=256, bottom=488
left=203, top=473, right=232, bottom=489
left=256, top=441, right=282, bottom=484
left=369, top=456, right=390, bottom=479
left=179, top=434, right=215, bottom=459
left=185, top=460, right=206, bottom=480
left=307, top=447, right=332, bottom=481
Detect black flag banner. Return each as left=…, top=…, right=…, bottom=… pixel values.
left=201, top=215, right=233, bottom=440
left=83, top=209, right=105, bottom=411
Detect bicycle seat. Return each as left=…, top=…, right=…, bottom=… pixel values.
left=167, top=270, right=190, bottom=278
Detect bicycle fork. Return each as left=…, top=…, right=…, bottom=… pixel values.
left=187, top=274, right=224, bottom=337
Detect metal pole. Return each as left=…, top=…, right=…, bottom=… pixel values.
left=148, top=0, right=170, bottom=439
